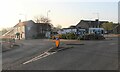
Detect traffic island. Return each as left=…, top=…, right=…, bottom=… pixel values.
left=66, top=43, right=84, bottom=45
left=22, top=46, right=74, bottom=65
left=48, top=36, right=75, bottom=52
left=48, top=46, right=74, bottom=52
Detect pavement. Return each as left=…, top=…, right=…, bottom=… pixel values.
left=104, top=34, right=119, bottom=38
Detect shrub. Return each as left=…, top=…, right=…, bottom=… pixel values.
left=68, top=33, right=77, bottom=39
left=80, top=34, right=105, bottom=40
left=61, top=34, right=66, bottom=39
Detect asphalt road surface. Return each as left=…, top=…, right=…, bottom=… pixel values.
left=2, top=37, right=118, bottom=70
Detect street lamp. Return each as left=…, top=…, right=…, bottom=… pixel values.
left=46, top=10, right=51, bottom=31
left=46, top=10, right=51, bottom=38
left=47, top=10, right=50, bottom=31
left=47, top=10, right=51, bottom=18
left=93, top=13, right=99, bottom=19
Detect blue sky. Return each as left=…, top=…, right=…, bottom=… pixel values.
left=0, top=0, right=119, bottom=30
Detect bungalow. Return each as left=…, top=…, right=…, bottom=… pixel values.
left=58, top=19, right=108, bottom=35
left=76, top=19, right=108, bottom=33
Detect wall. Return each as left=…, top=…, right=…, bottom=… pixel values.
left=25, top=20, right=37, bottom=39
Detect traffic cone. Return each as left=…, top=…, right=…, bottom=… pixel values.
left=55, top=37, right=60, bottom=48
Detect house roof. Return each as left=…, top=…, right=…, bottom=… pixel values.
left=14, top=20, right=35, bottom=27
left=80, top=19, right=108, bottom=24
left=69, top=25, right=76, bottom=28
left=35, top=23, right=52, bottom=28
left=76, top=19, right=109, bottom=28
left=62, top=28, right=76, bottom=29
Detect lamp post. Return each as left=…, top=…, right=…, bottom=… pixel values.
left=47, top=10, right=51, bottom=19
left=46, top=10, right=51, bottom=38
left=46, top=10, right=51, bottom=31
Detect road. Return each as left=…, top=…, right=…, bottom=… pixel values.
left=2, top=37, right=118, bottom=70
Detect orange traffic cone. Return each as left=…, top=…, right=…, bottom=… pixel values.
left=55, top=37, right=60, bottom=48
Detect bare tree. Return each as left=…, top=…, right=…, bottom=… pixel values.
left=34, top=16, right=41, bottom=23
left=56, top=24, right=62, bottom=30
left=34, top=15, right=51, bottom=23
left=33, top=15, right=53, bottom=35
left=1, top=28, right=7, bottom=35
left=0, top=27, right=12, bottom=35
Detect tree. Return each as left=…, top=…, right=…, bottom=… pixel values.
left=101, top=22, right=114, bottom=33
left=1, top=28, right=8, bottom=35
left=51, top=24, right=62, bottom=33
left=34, top=15, right=51, bottom=23
left=34, top=15, right=53, bottom=28
left=56, top=24, right=62, bottom=30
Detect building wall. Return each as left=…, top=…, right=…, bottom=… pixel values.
left=25, top=20, right=37, bottom=39
left=20, top=26, right=25, bottom=39
left=14, top=22, right=26, bottom=39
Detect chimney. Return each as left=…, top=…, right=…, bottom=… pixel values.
left=95, top=19, right=99, bottom=22
left=19, top=19, right=21, bottom=23
left=95, top=19, right=100, bottom=28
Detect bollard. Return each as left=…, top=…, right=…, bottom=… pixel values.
left=55, top=37, right=60, bottom=48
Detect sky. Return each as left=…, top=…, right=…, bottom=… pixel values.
left=0, top=0, right=119, bottom=30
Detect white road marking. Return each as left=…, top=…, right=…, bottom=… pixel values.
left=23, top=51, right=56, bottom=65
left=110, top=43, right=116, bottom=45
